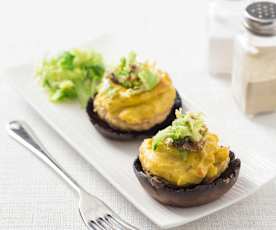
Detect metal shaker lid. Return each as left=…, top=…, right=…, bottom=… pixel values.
left=244, top=1, right=276, bottom=36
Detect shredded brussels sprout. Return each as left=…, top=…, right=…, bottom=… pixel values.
left=36, top=49, right=105, bottom=106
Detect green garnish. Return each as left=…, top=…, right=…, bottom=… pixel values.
left=138, top=68, right=160, bottom=90
left=111, top=51, right=160, bottom=91
left=36, top=49, right=105, bottom=106
left=152, top=110, right=208, bottom=151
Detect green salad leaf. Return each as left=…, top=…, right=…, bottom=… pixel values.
left=60, top=51, right=75, bottom=70
left=152, top=110, right=207, bottom=151
left=36, top=49, right=105, bottom=106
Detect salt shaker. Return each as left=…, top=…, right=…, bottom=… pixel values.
left=232, top=1, right=276, bottom=115
left=207, top=0, right=246, bottom=77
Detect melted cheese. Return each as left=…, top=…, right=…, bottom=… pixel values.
left=94, top=73, right=176, bottom=131
left=139, top=133, right=230, bottom=186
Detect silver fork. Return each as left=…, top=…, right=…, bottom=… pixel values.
left=7, top=121, right=139, bottom=230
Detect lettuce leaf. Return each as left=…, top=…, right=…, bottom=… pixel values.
left=36, top=49, right=105, bottom=106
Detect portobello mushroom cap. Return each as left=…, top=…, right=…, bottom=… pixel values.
left=133, top=151, right=241, bottom=207
left=86, top=91, right=182, bottom=140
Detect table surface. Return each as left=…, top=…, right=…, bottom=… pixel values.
left=1, top=0, right=276, bottom=229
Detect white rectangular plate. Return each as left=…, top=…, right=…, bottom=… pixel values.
left=5, top=34, right=276, bottom=229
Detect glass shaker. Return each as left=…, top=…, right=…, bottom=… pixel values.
left=232, top=1, right=276, bottom=115
left=207, top=0, right=246, bottom=77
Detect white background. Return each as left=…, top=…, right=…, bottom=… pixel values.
left=0, top=0, right=276, bottom=229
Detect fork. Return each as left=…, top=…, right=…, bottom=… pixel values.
left=7, top=121, right=139, bottom=230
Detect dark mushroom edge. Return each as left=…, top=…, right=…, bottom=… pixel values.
left=86, top=90, right=182, bottom=140
left=133, top=151, right=241, bottom=207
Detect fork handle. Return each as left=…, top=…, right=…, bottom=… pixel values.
left=7, top=121, right=84, bottom=194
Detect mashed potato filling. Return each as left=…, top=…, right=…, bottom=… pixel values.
left=139, top=133, right=230, bottom=187
left=94, top=73, right=176, bottom=131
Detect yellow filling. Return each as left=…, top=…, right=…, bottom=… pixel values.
left=94, top=73, right=176, bottom=131
left=139, top=133, right=230, bottom=186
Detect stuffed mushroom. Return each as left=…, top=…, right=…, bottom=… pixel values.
left=86, top=52, right=182, bottom=140
left=133, top=110, right=240, bottom=207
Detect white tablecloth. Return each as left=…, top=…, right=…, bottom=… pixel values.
left=1, top=0, right=276, bottom=229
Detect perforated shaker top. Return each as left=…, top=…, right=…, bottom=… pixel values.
left=244, top=1, right=276, bottom=36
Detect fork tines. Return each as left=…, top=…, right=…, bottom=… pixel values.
left=89, top=214, right=137, bottom=230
